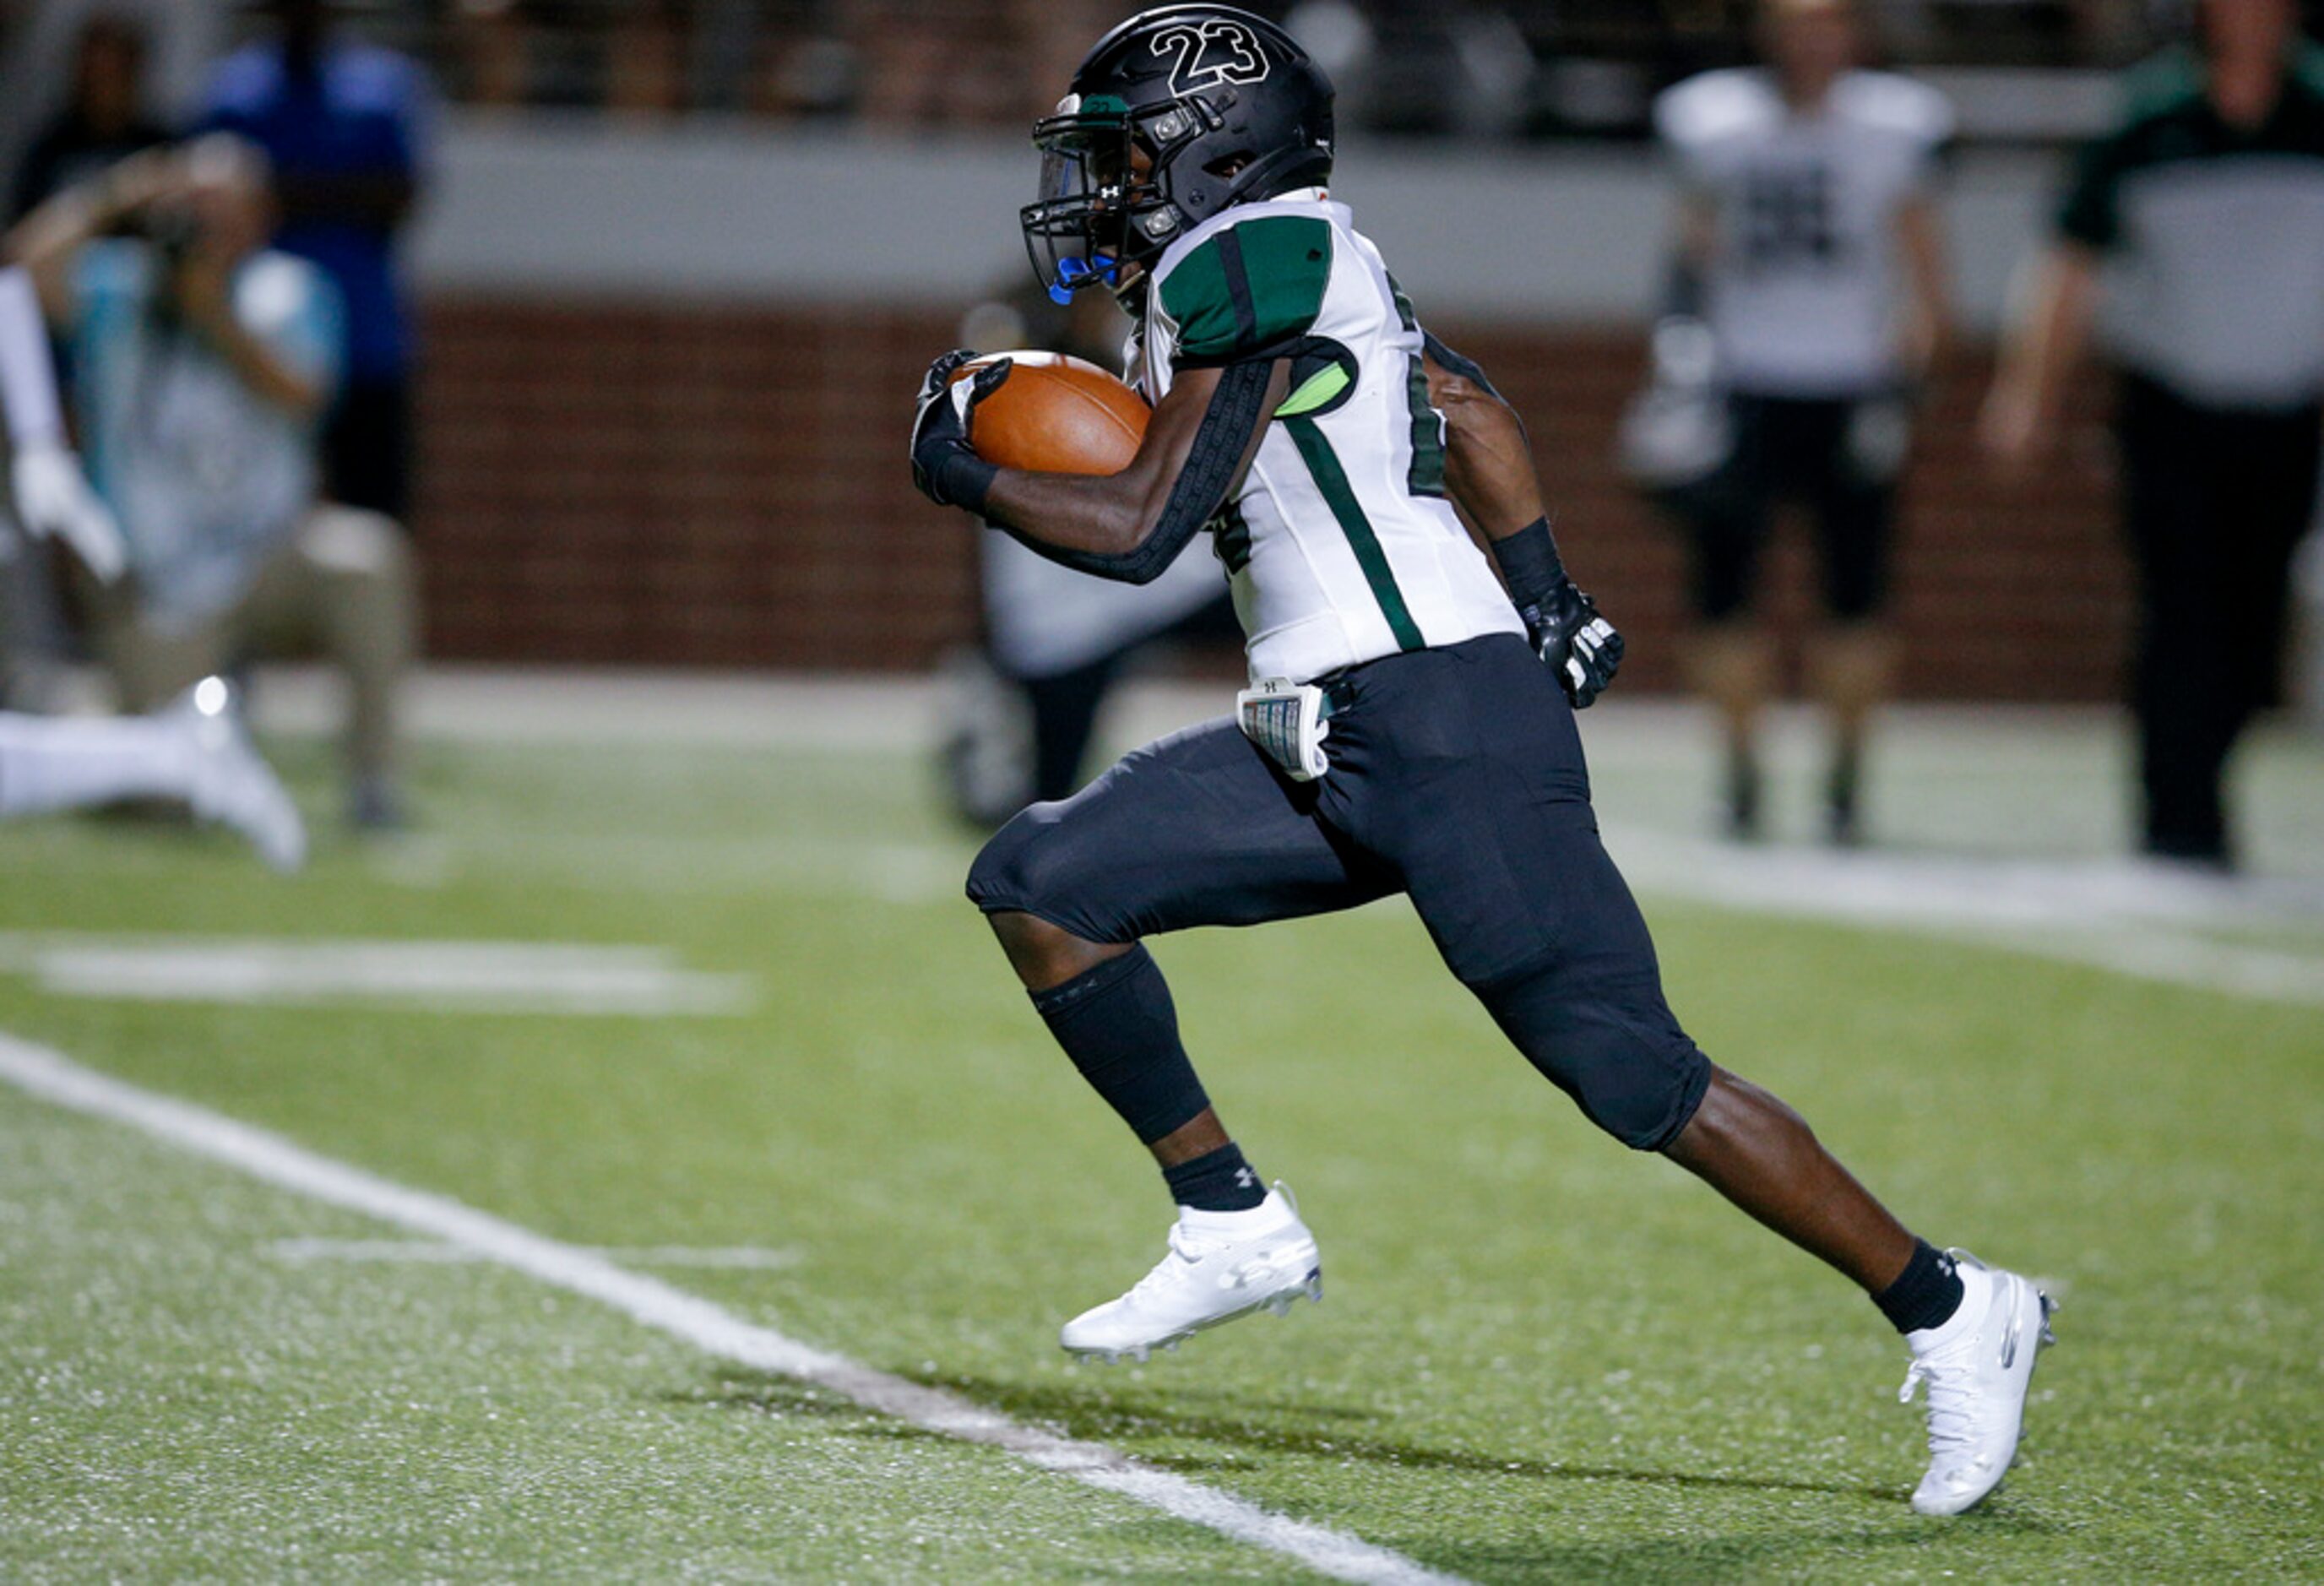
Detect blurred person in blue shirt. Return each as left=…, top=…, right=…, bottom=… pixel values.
left=200, top=0, right=431, bottom=524
left=7, top=136, right=416, bottom=829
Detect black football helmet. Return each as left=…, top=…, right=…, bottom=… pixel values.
left=1021, top=5, right=1336, bottom=305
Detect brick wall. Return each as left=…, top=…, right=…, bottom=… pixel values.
left=416, top=297, right=2129, bottom=700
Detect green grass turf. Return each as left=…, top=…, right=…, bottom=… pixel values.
left=1, top=730, right=2320, bottom=1582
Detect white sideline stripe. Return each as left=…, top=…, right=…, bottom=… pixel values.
left=0, top=934, right=756, bottom=1016
left=1600, top=827, right=2324, bottom=1007
left=361, top=825, right=2324, bottom=1002
left=267, top=1238, right=805, bottom=1270
left=0, top=1035, right=1463, bottom=1586
left=2002, top=930, right=2324, bottom=1005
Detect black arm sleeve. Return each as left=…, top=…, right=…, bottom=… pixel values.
left=991, top=358, right=1275, bottom=586
left=1490, top=515, right=1568, bottom=610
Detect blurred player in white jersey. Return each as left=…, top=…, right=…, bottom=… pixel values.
left=1643, top=0, right=1954, bottom=842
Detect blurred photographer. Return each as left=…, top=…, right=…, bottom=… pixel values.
left=4, top=136, right=415, bottom=829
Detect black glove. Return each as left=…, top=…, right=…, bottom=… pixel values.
left=910, top=350, right=1007, bottom=512
left=1520, top=582, right=1623, bottom=709
left=1491, top=515, right=1623, bottom=709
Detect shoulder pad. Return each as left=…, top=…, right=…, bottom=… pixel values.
left=1156, top=209, right=1334, bottom=366
left=1835, top=72, right=1956, bottom=147
left=1654, top=69, right=1779, bottom=153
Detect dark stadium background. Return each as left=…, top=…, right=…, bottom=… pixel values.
left=11, top=0, right=2317, bottom=704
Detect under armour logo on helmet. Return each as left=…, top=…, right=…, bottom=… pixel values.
left=1151, top=18, right=1271, bottom=96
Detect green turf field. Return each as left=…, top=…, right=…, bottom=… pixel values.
left=3, top=687, right=2321, bottom=1582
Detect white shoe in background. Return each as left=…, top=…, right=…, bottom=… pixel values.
left=169, top=678, right=307, bottom=874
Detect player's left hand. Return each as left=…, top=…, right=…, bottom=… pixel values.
left=10, top=443, right=127, bottom=583
left=911, top=350, right=1009, bottom=508
left=1522, top=583, right=1622, bottom=709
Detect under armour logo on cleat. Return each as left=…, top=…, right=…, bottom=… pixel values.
left=1235, top=1168, right=1257, bottom=1188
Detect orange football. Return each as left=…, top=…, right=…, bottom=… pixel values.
left=950, top=351, right=1149, bottom=476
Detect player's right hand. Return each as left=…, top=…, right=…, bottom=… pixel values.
left=10, top=443, right=126, bottom=583
left=911, top=350, right=1009, bottom=508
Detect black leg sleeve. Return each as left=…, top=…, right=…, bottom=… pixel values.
left=1029, top=945, right=1212, bottom=1145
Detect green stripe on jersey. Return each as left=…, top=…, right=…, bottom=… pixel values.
left=1283, top=416, right=1425, bottom=652
left=1403, top=355, right=1447, bottom=497
left=1383, top=273, right=1446, bottom=496
left=1211, top=500, right=1252, bottom=573
left=1161, top=215, right=1333, bottom=363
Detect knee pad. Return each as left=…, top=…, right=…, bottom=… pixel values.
left=966, top=801, right=1109, bottom=934
left=1478, top=966, right=1712, bottom=1151
left=966, top=807, right=1051, bottom=915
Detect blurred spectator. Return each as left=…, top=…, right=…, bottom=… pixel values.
left=851, top=0, right=1116, bottom=129
left=607, top=0, right=688, bottom=117
left=1982, top=0, right=2324, bottom=869
left=1639, top=0, right=1954, bottom=843
left=199, top=0, right=432, bottom=524
left=7, top=137, right=416, bottom=830
left=8, top=13, right=173, bottom=224
left=3, top=11, right=170, bottom=711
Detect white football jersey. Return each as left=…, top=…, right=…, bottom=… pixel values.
left=1655, top=68, right=1953, bottom=399
left=1138, top=192, right=1523, bottom=686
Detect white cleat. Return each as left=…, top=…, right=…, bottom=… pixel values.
left=1062, top=1183, right=1322, bottom=1363
left=1899, top=1250, right=2058, bottom=1516
left=169, top=678, right=307, bottom=873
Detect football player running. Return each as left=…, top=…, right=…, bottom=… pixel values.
left=910, top=4, right=2050, bottom=1517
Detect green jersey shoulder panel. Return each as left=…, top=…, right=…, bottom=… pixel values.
left=1157, top=213, right=1335, bottom=368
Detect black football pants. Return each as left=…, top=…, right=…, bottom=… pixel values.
left=2117, top=376, right=2321, bottom=864
left=968, top=634, right=1713, bottom=1152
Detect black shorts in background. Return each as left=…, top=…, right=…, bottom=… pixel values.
left=1676, top=392, right=1907, bottom=623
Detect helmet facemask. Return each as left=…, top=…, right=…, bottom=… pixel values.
left=1024, top=94, right=1229, bottom=306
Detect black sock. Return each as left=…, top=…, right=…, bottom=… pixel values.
left=1029, top=944, right=1211, bottom=1146
left=1162, top=1142, right=1266, bottom=1212
left=1874, top=1240, right=1965, bottom=1334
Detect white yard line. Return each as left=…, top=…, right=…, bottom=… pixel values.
left=0, top=933, right=756, bottom=1016
left=265, top=1238, right=805, bottom=1270
left=0, top=1034, right=1463, bottom=1586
